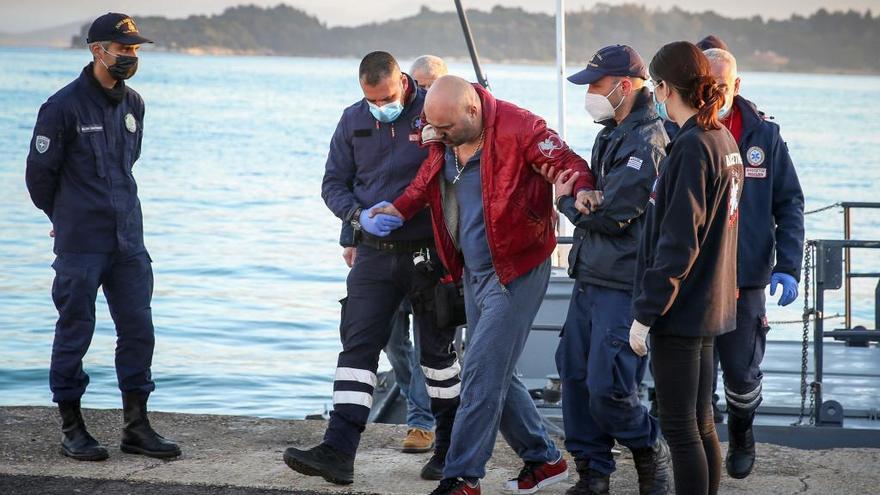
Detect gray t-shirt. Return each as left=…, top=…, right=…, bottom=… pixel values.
left=443, top=147, right=493, bottom=273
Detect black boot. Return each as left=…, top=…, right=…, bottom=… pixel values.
left=712, top=394, right=725, bottom=424
left=631, top=437, right=671, bottom=495
left=283, top=443, right=354, bottom=485
left=726, top=413, right=756, bottom=479
left=421, top=449, right=446, bottom=480
left=565, top=459, right=609, bottom=495
left=120, top=392, right=181, bottom=459
left=58, top=400, right=109, bottom=461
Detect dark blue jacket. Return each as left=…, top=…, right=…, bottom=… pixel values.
left=321, top=74, right=432, bottom=241
left=26, top=64, right=146, bottom=254
left=559, top=87, right=668, bottom=290
left=733, top=96, right=804, bottom=287
left=666, top=96, right=805, bottom=287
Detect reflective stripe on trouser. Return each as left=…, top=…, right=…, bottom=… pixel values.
left=443, top=260, right=560, bottom=479
left=555, top=282, right=659, bottom=475
left=49, top=251, right=156, bottom=402
left=716, top=288, right=768, bottom=418
left=323, top=245, right=459, bottom=456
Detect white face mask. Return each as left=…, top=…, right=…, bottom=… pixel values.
left=584, top=81, right=624, bottom=123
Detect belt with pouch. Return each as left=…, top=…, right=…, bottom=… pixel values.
left=360, top=234, right=434, bottom=253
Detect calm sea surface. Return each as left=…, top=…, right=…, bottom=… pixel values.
left=1, top=47, right=878, bottom=418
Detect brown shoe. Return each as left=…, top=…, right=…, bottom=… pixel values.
left=402, top=428, right=435, bottom=453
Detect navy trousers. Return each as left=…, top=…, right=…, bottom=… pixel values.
left=49, top=251, right=156, bottom=403
left=715, top=288, right=769, bottom=417
left=555, top=282, right=659, bottom=475
left=323, top=245, right=459, bottom=456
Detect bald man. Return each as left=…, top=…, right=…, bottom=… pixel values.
left=411, top=55, right=448, bottom=90
left=373, top=76, right=598, bottom=495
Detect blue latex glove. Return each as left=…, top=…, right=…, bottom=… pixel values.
left=770, top=272, right=798, bottom=306
left=359, top=201, right=403, bottom=237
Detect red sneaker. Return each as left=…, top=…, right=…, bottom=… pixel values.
left=503, top=454, right=569, bottom=494
left=429, top=477, right=481, bottom=495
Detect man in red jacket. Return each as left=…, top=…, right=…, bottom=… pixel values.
left=373, top=75, right=597, bottom=495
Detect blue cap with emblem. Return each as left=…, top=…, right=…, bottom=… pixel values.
left=568, top=44, right=648, bottom=86
left=87, top=13, right=153, bottom=45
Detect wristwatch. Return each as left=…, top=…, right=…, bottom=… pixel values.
left=349, top=207, right=364, bottom=231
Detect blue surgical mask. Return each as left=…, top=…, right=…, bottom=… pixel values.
left=368, top=100, right=404, bottom=123
left=652, top=88, right=670, bottom=122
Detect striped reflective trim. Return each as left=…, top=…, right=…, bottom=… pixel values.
left=426, top=382, right=461, bottom=399
left=333, top=390, right=373, bottom=408
left=421, top=361, right=461, bottom=382
left=335, top=367, right=378, bottom=387
left=725, top=383, right=762, bottom=409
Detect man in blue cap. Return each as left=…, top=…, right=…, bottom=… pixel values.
left=549, top=44, right=671, bottom=495
left=26, top=13, right=179, bottom=461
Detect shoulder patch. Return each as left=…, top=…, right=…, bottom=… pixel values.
left=35, top=135, right=50, bottom=154
left=537, top=134, right=563, bottom=158
left=124, top=113, right=137, bottom=133
left=626, top=156, right=643, bottom=171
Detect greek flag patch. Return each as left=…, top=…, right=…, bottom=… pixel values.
left=626, top=156, right=643, bottom=171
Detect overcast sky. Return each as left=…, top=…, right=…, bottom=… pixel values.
left=0, top=0, right=876, bottom=33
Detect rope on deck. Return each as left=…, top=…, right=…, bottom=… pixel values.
left=804, top=202, right=842, bottom=215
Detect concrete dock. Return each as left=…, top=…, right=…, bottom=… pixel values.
left=1, top=406, right=878, bottom=494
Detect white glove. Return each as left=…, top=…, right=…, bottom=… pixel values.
left=629, top=320, right=650, bottom=357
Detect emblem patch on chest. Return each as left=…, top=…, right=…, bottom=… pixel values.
left=124, top=113, right=137, bottom=133
left=746, top=146, right=765, bottom=166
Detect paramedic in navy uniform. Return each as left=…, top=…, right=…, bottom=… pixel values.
left=25, top=13, right=180, bottom=461
left=702, top=47, right=804, bottom=480
left=631, top=41, right=744, bottom=495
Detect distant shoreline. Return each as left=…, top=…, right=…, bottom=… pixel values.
left=2, top=44, right=876, bottom=77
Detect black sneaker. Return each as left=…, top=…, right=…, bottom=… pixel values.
left=429, top=477, right=481, bottom=495
left=283, top=443, right=353, bottom=485
left=421, top=450, right=446, bottom=480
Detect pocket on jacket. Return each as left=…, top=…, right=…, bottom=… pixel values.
left=88, top=133, right=107, bottom=178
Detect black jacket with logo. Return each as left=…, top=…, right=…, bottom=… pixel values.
left=26, top=64, right=146, bottom=254
left=558, top=87, right=668, bottom=290
left=632, top=116, right=744, bottom=337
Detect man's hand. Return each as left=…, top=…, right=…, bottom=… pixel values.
left=343, top=247, right=357, bottom=268
left=629, top=320, right=650, bottom=357
left=532, top=163, right=567, bottom=184
left=770, top=272, right=798, bottom=306
left=369, top=201, right=404, bottom=220
left=360, top=201, right=403, bottom=237
left=553, top=169, right=579, bottom=203
left=49, top=229, right=55, bottom=238
left=575, top=190, right=604, bottom=215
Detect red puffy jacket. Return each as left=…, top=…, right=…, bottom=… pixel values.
left=393, top=84, right=595, bottom=285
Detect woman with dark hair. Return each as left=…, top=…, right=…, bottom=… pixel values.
left=629, top=41, right=744, bottom=495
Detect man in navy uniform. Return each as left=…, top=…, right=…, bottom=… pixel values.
left=25, top=13, right=180, bottom=461
left=555, top=45, right=670, bottom=495
left=701, top=47, right=804, bottom=479
left=284, top=51, right=461, bottom=485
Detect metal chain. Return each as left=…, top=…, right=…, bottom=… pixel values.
left=767, top=313, right=842, bottom=326
left=794, top=243, right=814, bottom=426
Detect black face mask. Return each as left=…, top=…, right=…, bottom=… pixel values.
left=101, top=48, right=138, bottom=80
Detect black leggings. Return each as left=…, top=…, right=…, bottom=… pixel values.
left=651, top=335, right=721, bottom=495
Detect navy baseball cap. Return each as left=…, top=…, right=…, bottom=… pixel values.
left=568, top=44, right=648, bottom=85
left=696, top=35, right=728, bottom=51
left=87, top=13, right=152, bottom=45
